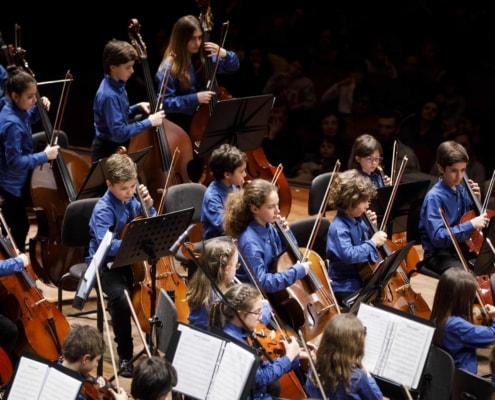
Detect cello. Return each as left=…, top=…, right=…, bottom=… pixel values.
left=0, top=211, right=70, bottom=361
left=10, top=45, right=90, bottom=287
left=360, top=156, right=431, bottom=319
left=127, top=18, right=195, bottom=205
left=270, top=161, right=341, bottom=342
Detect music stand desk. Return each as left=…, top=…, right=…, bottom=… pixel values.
left=76, top=146, right=152, bottom=200
left=198, top=94, right=274, bottom=158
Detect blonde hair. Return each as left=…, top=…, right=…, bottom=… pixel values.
left=186, top=237, right=237, bottom=309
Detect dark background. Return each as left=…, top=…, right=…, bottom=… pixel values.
left=1, top=2, right=494, bottom=150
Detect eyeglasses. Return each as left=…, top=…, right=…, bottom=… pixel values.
left=244, top=308, right=263, bottom=316
left=228, top=262, right=241, bottom=270
left=365, top=156, right=384, bottom=164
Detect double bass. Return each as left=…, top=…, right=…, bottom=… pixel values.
left=127, top=19, right=195, bottom=205
left=191, top=1, right=293, bottom=217
left=9, top=45, right=90, bottom=287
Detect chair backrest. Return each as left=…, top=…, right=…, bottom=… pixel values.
left=308, top=172, right=334, bottom=216
left=289, top=217, right=330, bottom=261
left=162, top=183, right=206, bottom=223
left=156, top=288, right=178, bottom=355
left=419, top=345, right=455, bottom=400
left=32, top=130, right=69, bottom=150
left=452, top=368, right=495, bottom=400
left=61, top=197, right=100, bottom=248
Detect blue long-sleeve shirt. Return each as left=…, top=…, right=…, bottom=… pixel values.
left=326, top=211, right=379, bottom=293
left=0, top=256, right=27, bottom=276
left=236, top=220, right=306, bottom=293
left=441, top=316, right=495, bottom=373
left=223, top=320, right=300, bottom=400
left=93, top=75, right=152, bottom=144
left=156, top=52, right=240, bottom=117
left=418, top=178, right=474, bottom=253
left=86, top=189, right=157, bottom=264
left=0, top=99, right=48, bottom=197
left=305, top=367, right=383, bottom=400
left=201, top=180, right=240, bottom=240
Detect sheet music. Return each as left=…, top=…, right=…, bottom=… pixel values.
left=170, top=323, right=257, bottom=400
left=6, top=355, right=82, bottom=400
left=207, top=342, right=256, bottom=400
left=172, top=324, right=224, bottom=399
left=357, top=303, right=434, bottom=390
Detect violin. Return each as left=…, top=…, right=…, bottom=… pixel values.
left=81, top=375, right=117, bottom=400
left=127, top=18, right=195, bottom=204
left=248, top=322, right=309, bottom=400
left=0, top=212, right=70, bottom=361
left=440, top=207, right=493, bottom=324
left=460, top=170, right=495, bottom=256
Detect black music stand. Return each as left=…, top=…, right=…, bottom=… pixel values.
left=76, top=146, right=153, bottom=200
left=348, top=241, right=415, bottom=315
left=108, top=207, right=194, bottom=378
left=371, top=180, right=431, bottom=235
left=197, top=94, right=275, bottom=157
left=472, top=217, right=495, bottom=276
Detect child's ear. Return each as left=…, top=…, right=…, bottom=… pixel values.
left=106, top=179, right=112, bottom=188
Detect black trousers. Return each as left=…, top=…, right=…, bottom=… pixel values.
left=0, top=188, right=29, bottom=253
left=100, top=265, right=134, bottom=360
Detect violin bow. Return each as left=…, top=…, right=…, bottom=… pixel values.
left=94, top=256, right=121, bottom=391
left=123, top=290, right=152, bottom=358
left=298, top=329, right=328, bottom=400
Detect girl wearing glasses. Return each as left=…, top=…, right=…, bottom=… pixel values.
left=209, top=283, right=310, bottom=400
left=348, top=133, right=391, bottom=189
left=186, top=236, right=273, bottom=331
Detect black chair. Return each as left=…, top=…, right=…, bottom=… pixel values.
left=308, top=172, right=335, bottom=216
left=58, top=197, right=102, bottom=320
left=419, top=345, right=456, bottom=400
left=162, top=182, right=207, bottom=279
left=288, top=217, right=330, bottom=262
left=452, top=368, right=495, bottom=400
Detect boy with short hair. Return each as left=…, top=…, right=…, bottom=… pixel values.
left=86, top=152, right=156, bottom=377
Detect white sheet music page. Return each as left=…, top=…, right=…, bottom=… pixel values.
left=206, top=341, right=256, bottom=400
left=172, top=324, right=224, bottom=399
left=357, top=303, right=435, bottom=390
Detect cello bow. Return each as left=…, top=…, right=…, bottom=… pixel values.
left=378, top=155, right=408, bottom=232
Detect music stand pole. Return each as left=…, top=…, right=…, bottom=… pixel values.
left=107, top=208, right=195, bottom=381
